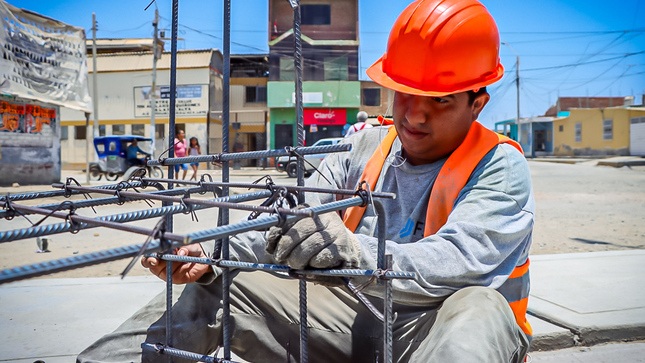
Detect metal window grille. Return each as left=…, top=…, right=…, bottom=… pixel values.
left=575, top=123, right=582, bottom=143
left=363, top=88, right=381, bottom=106
left=602, top=119, right=613, bottom=141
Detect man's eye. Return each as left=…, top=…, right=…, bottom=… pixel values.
left=432, top=97, right=448, bottom=103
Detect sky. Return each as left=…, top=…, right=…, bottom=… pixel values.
left=8, top=0, right=645, bottom=129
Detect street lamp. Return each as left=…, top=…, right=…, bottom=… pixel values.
left=501, top=42, right=520, bottom=147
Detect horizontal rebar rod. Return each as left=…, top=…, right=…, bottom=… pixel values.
left=0, top=198, right=366, bottom=284
left=0, top=241, right=162, bottom=284
left=52, top=184, right=313, bottom=218
left=141, top=343, right=237, bottom=363
left=184, top=197, right=365, bottom=244
left=0, top=186, right=205, bottom=220
left=146, top=143, right=352, bottom=166
left=0, top=181, right=148, bottom=202
left=140, top=177, right=397, bottom=200
left=157, top=255, right=416, bottom=280
left=0, top=190, right=271, bottom=243
left=0, top=200, right=186, bottom=243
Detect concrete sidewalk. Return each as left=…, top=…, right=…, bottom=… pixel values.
left=1, top=250, right=644, bottom=362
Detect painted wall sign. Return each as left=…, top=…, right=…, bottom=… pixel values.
left=0, top=101, right=56, bottom=133
left=134, top=84, right=208, bottom=118
left=303, top=108, right=346, bottom=125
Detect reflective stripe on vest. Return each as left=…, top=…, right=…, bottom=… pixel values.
left=342, top=120, right=533, bottom=337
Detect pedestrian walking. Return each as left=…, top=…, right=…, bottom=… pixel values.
left=173, top=129, right=188, bottom=180
left=188, top=137, right=201, bottom=181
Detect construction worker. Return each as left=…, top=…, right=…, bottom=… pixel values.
left=344, top=111, right=373, bottom=138
left=78, top=0, right=532, bottom=362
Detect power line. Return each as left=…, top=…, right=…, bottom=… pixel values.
left=521, top=51, right=645, bottom=72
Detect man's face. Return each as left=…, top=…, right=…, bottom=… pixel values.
left=392, top=91, right=489, bottom=165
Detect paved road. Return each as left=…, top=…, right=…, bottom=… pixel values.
left=530, top=341, right=645, bottom=362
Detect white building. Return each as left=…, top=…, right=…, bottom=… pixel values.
left=60, top=49, right=223, bottom=168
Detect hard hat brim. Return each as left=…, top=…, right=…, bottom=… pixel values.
left=366, top=56, right=505, bottom=97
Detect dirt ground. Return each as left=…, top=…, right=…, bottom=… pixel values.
left=0, top=160, right=644, bottom=280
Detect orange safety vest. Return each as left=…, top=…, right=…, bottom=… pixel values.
left=343, top=121, right=533, bottom=337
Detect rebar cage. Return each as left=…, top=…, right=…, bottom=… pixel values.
left=0, top=1, right=416, bottom=362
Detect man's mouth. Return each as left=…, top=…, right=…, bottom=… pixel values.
left=402, top=125, right=427, bottom=139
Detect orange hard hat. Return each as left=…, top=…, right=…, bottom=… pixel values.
left=367, top=0, right=504, bottom=97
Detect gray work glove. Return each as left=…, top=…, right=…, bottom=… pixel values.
left=266, top=205, right=361, bottom=270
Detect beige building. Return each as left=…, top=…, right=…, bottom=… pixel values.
left=60, top=49, right=223, bottom=168
left=553, top=106, right=645, bottom=156
left=360, top=80, right=394, bottom=122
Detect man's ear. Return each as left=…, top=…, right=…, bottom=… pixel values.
left=471, top=92, right=490, bottom=120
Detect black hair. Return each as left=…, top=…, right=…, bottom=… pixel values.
left=467, top=87, right=488, bottom=105
left=189, top=137, right=199, bottom=146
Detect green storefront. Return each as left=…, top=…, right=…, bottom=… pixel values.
left=268, top=81, right=360, bottom=148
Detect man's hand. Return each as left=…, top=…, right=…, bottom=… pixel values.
left=141, top=244, right=212, bottom=284
left=266, top=206, right=360, bottom=270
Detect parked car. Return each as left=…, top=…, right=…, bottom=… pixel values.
left=275, top=137, right=343, bottom=178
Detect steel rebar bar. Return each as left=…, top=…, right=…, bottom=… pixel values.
left=0, top=181, right=146, bottom=202
left=50, top=184, right=313, bottom=217
left=0, top=186, right=204, bottom=220
left=146, top=143, right=352, bottom=166
left=155, top=255, right=415, bottom=280
left=0, top=200, right=185, bottom=242
left=0, top=191, right=270, bottom=243
left=140, top=177, right=396, bottom=200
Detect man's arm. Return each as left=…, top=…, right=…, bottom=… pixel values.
left=304, top=137, right=533, bottom=305
left=352, top=144, right=534, bottom=304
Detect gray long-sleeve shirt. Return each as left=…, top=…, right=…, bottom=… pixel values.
left=203, top=126, right=534, bottom=306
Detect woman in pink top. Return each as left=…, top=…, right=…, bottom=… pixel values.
left=174, top=129, right=189, bottom=180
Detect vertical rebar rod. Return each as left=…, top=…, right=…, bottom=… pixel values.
left=165, top=1, right=179, bottom=361
left=383, top=254, right=393, bottom=363
left=375, top=200, right=390, bottom=363
left=222, top=0, right=232, bottom=360
left=292, top=2, right=308, bottom=362
left=294, top=2, right=304, bottom=198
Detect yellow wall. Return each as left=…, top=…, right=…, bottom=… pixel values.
left=553, top=107, right=644, bottom=156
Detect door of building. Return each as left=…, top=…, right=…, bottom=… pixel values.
left=275, top=124, right=294, bottom=149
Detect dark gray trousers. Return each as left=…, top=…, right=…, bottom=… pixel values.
left=78, top=271, right=530, bottom=362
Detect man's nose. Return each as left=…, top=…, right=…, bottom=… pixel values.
left=405, top=96, right=429, bottom=125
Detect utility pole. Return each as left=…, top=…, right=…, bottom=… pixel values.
left=502, top=42, right=521, bottom=148
left=91, top=14, right=99, bottom=139
left=151, top=8, right=159, bottom=157
left=89, top=13, right=99, bottom=185
left=515, top=54, right=520, bottom=147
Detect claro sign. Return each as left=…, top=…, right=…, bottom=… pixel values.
left=303, top=108, right=346, bottom=125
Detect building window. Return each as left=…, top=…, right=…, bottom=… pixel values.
left=547, top=129, right=552, bottom=142
left=113, top=124, right=125, bottom=135
left=602, top=119, right=613, bottom=141
left=60, top=126, right=68, bottom=140
left=155, top=124, right=165, bottom=139
left=280, top=57, right=295, bottom=81
left=362, top=88, right=381, bottom=106
left=132, top=124, right=146, bottom=136
left=631, top=116, right=645, bottom=124
left=75, top=125, right=86, bottom=140
left=99, top=125, right=107, bottom=136
left=575, top=123, right=582, bottom=143
left=301, top=4, right=331, bottom=25
left=324, top=56, right=348, bottom=81
left=245, top=86, right=267, bottom=103
left=558, top=125, right=563, bottom=132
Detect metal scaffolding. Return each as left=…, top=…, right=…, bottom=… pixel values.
left=0, top=1, right=416, bottom=362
